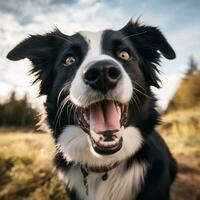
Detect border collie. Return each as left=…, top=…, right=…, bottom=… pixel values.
left=7, top=19, right=177, bottom=200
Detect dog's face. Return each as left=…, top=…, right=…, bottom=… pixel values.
left=7, top=20, right=175, bottom=166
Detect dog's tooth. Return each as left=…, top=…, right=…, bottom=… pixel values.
left=103, top=143, right=108, bottom=147
left=110, top=141, right=115, bottom=146
left=114, top=137, right=119, bottom=143
left=117, top=105, right=121, bottom=113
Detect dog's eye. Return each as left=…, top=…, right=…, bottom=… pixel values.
left=118, top=50, right=132, bottom=61
left=64, top=56, right=76, bottom=66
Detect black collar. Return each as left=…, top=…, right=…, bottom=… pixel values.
left=79, top=162, right=121, bottom=195
left=82, top=162, right=120, bottom=173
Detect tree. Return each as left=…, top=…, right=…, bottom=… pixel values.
left=167, top=57, right=200, bottom=112
left=186, top=56, right=198, bottom=75
left=0, top=91, right=39, bottom=129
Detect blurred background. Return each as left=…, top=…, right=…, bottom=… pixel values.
left=0, top=0, right=200, bottom=199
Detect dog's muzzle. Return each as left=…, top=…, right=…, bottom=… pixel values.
left=74, top=60, right=128, bottom=155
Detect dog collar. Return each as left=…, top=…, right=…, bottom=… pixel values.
left=82, top=161, right=120, bottom=173
left=79, top=162, right=120, bottom=195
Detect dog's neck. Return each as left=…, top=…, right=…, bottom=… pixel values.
left=81, top=161, right=121, bottom=173
left=80, top=162, right=121, bottom=195
left=59, top=159, right=147, bottom=200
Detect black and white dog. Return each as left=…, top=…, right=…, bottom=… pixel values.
left=7, top=19, right=177, bottom=200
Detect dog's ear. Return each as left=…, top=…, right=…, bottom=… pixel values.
left=121, top=20, right=176, bottom=60
left=139, top=25, right=176, bottom=60
left=7, top=30, right=65, bottom=94
left=7, top=35, right=53, bottom=61
left=121, top=20, right=176, bottom=88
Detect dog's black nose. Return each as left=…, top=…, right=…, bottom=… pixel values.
left=83, top=60, right=121, bottom=93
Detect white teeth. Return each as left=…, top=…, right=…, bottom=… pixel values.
left=114, top=137, right=119, bottom=143
left=83, top=112, right=88, bottom=122
left=96, top=138, right=120, bottom=148
left=80, top=109, right=89, bottom=124
left=118, top=106, right=121, bottom=120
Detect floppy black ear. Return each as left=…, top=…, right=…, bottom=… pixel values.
left=138, top=26, right=176, bottom=60
left=7, top=30, right=65, bottom=94
left=7, top=35, right=53, bottom=61
left=121, top=20, right=176, bottom=60
left=121, top=20, right=176, bottom=88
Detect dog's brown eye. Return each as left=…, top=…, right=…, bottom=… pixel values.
left=64, top=56, right=76, bottom=66
left=118, top=50, right=131, bottom=61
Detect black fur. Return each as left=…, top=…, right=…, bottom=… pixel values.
left=7, top=20, right=177, bottom=200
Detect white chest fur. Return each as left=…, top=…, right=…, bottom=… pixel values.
left=59, top=162, right=147, bottom=200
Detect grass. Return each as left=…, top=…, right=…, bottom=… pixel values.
left=0, top=107, right=200, bottom=200
left=0, top=130, right=68, bottom=200
left=161, top=107, right=200, bottom=136
left=162, top=131, right=200, bottom=200
left=159, top=108, right=200, bottom=200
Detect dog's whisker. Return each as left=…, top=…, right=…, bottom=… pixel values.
left=65, top=94, right=82, bottom=124
left=131, top=96, right=140, bottom=113
left=121, top=31, right=147, bottom=41
left=74, top=106, right=78, bottom=122
left=54, top=95, right=71, bottom=130
left=59, top=99, right=72, bottom=128
left=57, top=101, right=67, bottom=130
left=64, top=98, right=73, bottom=125
left=56, top=84, right=70, bottom=107
left=54, top=101, right=67, bottom=131
left=133, top=86, right=152, bottom=99
left=68, top=103, right=75, bottom=124
left=66, top=102, right=71, bottom=125
left=54, top=98, right=66, bottom=124
left=132, top=80, right=146, bottom=92
left=50, top=34, right=73, bottom=44
left=134, top=94, right=141, bottom=112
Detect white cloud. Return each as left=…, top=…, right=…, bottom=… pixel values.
left=0, top=0, right=199, bottom=109
left=0, top=0, right=125, bottom=105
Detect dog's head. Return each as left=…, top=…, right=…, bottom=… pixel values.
left=7, top=20, right=175, bottom=166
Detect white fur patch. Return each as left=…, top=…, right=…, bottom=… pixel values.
left=80, top=31, right=103, bottom=61
left=59, top=161, right=147, bottom=200
left=57, top=125, right=143, bottom=167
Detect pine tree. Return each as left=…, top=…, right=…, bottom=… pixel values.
left=0, top=91, right=38, bottom=129
left=186, top=56, right=198, bottom=75
left=167, top=56, right=200, bottom=112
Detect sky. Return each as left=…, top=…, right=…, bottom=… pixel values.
left=0, top=0, right=200, bottom=109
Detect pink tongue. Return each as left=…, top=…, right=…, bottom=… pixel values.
left=89, top=101, right=120, bottom=134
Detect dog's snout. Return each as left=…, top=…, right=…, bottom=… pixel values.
left=83, top=60, right=121, bottom=93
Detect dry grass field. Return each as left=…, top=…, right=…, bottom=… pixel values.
left=0, top=108, right=200, bottom=200
left=0, top=129, right=68, bottom=200
left=160, top=108, right=200, bottom=200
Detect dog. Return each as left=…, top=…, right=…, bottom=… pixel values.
left=7, top=19, right=177, bottom=200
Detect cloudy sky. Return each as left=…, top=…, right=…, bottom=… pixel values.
left=0, top=0, right=200, bottom=109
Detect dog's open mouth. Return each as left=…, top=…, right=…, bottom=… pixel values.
left=77, top=100, right=128, bottom=155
